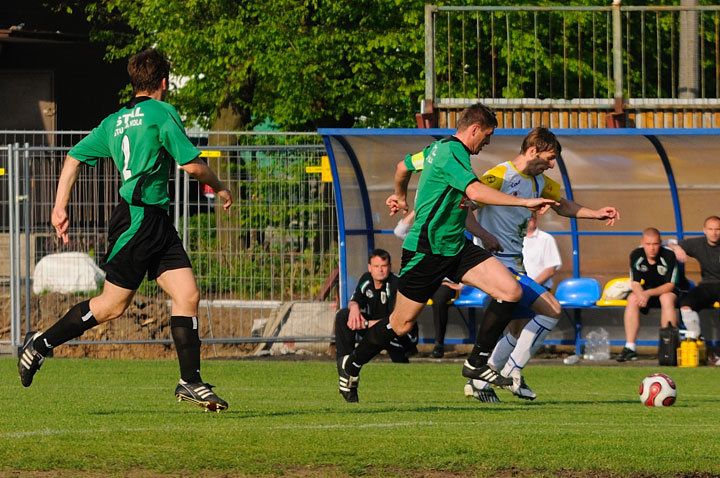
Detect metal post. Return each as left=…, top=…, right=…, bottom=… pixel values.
left=7, top=144, right=19, bottom=356
left=425, top=4, right=437, bottom=102
left=182, top=168, right=189, bottom=250
left=23, top=144, right=31, bottom=334
left=679, top=0, right=699, bottom=98
left=612, top=0, right=624, bottom=113
left=174, top=164, right=181, bottom=232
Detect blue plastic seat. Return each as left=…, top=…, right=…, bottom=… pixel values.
left=452, top=286, right=491, bottom=308
left=555, top=278, right=601, bottom=307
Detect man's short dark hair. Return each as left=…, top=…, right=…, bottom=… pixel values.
left=456, top=103, right=498, bottom=132
left=369, top=248, right=391, bottom=263
left=643, top=227, right=661, bottom=238
left=128, top=49, right=171, bottom=94
left=520, top=126, right=562, bottom=156
left=704, top=215, right=720, bottom=226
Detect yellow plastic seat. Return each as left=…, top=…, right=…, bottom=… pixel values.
left=595, top=277, right=631, bottom=307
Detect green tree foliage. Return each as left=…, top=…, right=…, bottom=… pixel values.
left=56, top=0, right=427, bottom=130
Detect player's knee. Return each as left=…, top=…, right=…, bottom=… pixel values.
left=627, top=293, right=641, bottom=306
left=496, top=282, right=522, bottom=303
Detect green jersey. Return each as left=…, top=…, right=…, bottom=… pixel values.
left=68, top=97, right=200, bottom=209
left=402, top=136, right=478, bottom=256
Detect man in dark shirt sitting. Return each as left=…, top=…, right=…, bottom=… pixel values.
left=335, top=249, right=418, bottom=402
left=668, top=216, right=720, bottom=339
left=617, top=227, right=684, bottom=362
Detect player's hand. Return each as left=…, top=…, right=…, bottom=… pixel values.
left=386, top=194, right=408, bottom=217
left=672, top=246, right=688, bottom=263
left=347, top=308, right=364, bottom=330
left=480, top=234, right=503, bottom=253
left=523, top=198, right=559, bottom=215
left=596, top=206, right=620, bottom=226
left=51, top=207, right=70, bottom=244
left=217, top=189, right=233, bottom=210
left=637, top=291, right=650, bottom=308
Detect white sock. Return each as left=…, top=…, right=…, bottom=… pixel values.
left=488, top=333, right=517, bottom=370
left=501, top=315, right=558, bottom=377
left=625, top=342, right=636, bottom=351
left=680, top=308, right=701, bottom=336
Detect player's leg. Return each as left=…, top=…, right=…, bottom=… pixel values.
left=678, top=287, right=709, bottom=337
left=659, top=292, right=678, bottom=328
left=342, top=249, right=445, bottom=383
left=18, top=282, right=135, bottom=387
left=459, top=254, right=521, bottom=387
left=431, top=283, right=456, bottom=358
left=617, top=293, right=642, bottom=362
left=155, top=266, right=226, bottom=412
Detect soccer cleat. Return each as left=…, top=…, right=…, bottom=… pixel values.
left=461, top=360, right=513, bottom=388
left=18, top=331, right=45, bottom=387
left=175, top=380, right=228, bottom=412
left=464, top=380, right=501, bottom=403
left=338, top=355, right=360, bottom=403
left=431, top=345, right=444, bottom=358
left=616, top=347, right=638, bottom=362
left=509, top=370, right=537, bottom=401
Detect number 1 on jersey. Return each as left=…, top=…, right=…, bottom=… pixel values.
left=121, top=135, right=132, bottom=180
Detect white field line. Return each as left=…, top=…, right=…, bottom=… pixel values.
left=4, top=419, right=717, bottom=439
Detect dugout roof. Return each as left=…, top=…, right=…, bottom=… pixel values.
left=319, top=128, right=720, bottom=306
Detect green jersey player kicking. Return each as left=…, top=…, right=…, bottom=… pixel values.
left=18, top=49, right=233, bottom=412
left=337, top=103, right=559, bottom=402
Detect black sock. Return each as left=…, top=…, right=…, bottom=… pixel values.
left=171, top=316, right=202, bottom=383
left=467, top=299, right=518, bottom=367
left=345, top=317, right=398, bottom=375
left=35, top=300, right=98, bottom=356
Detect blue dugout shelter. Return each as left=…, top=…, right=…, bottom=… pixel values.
left=319, top=128, right=720, bottom=346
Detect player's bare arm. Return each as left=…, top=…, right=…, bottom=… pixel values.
left=553, top=198, right=620, bottom=226
left=465, top=181, right=558, bottom=213
left=51, top=155, right=83, bottom=244
left=667, top=243, right=688, bottom=263
left=182, top=158, right=233, bottom=210
left=465, top=211, right=503, bottom=252
left=386, top=160, right=412, bottom=216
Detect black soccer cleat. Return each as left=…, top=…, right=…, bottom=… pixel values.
left=461, top=360, right=513, bottom=388
left=616, top=347, right=638, bottom=362
left=338, top=355, right=360, bottom=403
left=175, top=381, right=228, bottom=412
left=18, top=331, right=45, bottom=388
left=464, top=380, right=501, bottom=403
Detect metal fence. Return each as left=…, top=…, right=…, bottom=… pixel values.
left=426, top=4, right=720, bottom=129
left=0, top=131, right=338, bottom=357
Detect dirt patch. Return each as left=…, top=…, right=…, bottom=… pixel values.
left=1, top=293, right=328, bottom=360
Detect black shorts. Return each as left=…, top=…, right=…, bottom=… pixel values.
left=398, top=240, right=492, bottom=303
left=678, top=282, right=720, bottom=311
left=102, top=201, right=192, bottom=290
left=639, top=296, right=662, bottom=315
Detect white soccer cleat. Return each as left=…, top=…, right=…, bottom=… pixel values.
left=509, top=369, right=537, bottom=401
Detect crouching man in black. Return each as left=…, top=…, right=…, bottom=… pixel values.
left=335, top=249, right=418, bottom=402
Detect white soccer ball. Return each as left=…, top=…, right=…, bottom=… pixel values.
left=638, top=373, right=677, bottom=407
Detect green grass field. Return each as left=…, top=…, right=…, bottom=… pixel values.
left=1, top=357, right=718, bottom=477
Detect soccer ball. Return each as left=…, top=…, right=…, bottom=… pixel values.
left=638, top=373, right=677, bottom=407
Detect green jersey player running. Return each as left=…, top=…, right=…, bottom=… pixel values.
left=337, top=103, right=559, bottom=402
left=17, top=49, right=233, bottom=412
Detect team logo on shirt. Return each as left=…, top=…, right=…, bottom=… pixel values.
left=381, top=291, right=387, bottom=304
left=657, top=265, right=667, bottom=275
left=365, top=289, right=374, bottom=299
left=638, top=265, right=648, bottom=272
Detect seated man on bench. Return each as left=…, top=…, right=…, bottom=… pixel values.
left=617, top=227, right=685, bottom=362
left=667, top=215, right=720, bottom=340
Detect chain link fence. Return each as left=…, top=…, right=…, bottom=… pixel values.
left=0, top=131, right=338, bottom=358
